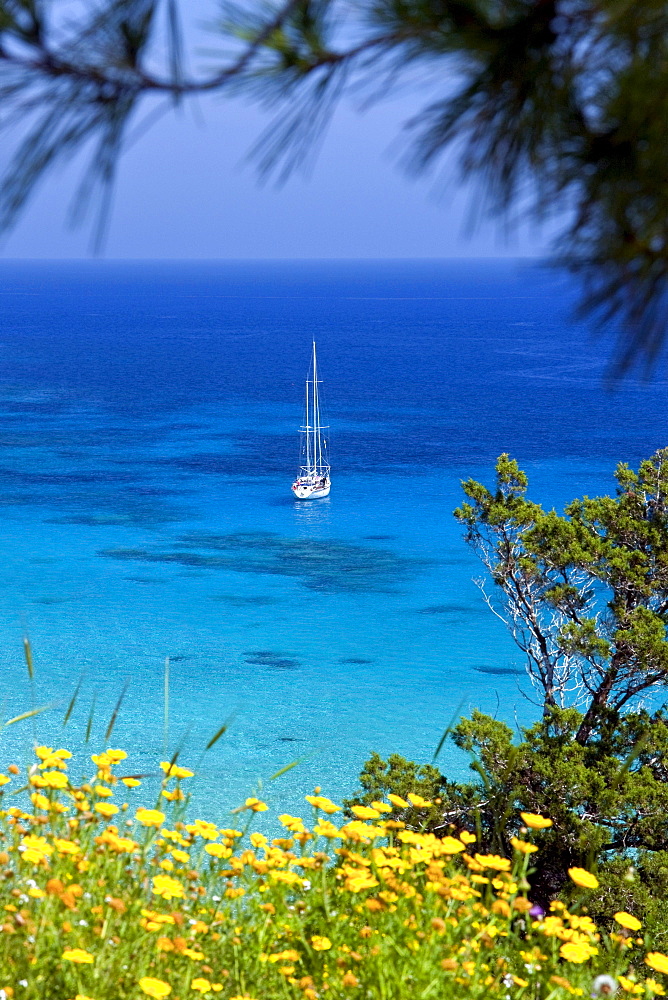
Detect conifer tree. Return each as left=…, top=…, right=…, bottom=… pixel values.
left=2, top=1, right=668, bottom=365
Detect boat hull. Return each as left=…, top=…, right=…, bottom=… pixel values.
left=292, top=479, right=331, bottom=499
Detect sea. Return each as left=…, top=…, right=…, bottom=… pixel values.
left=0, top=258, right=666, bottom=821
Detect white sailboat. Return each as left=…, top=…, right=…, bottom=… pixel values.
left=291, top=341, right=331, bottom=499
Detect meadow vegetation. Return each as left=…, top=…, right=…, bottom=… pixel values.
left=0, top=744, right=666, bottom=1000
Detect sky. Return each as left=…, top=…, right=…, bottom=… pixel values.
left=0, top=5, right=554, bottom=260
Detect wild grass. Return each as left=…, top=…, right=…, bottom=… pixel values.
left=0, top=645, right=665, bottom=999
left=0, top=741, right=665, bottom=1000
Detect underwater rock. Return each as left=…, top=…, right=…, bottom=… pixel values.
left=99, top=530, right=421, bottom=595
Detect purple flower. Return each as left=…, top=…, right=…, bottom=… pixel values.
left=529, top=904, right=545, bottom=919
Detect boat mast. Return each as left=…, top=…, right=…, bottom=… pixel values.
left=304, top=358, right=311, bottom=474
left=313, top=340, right=322, bottom=475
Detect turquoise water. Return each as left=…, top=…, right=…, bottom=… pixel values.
left=0, top=259, right=665, bottom=818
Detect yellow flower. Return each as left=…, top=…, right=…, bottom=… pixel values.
left=171, top=848, right=190, bottom=863
left=474, top=853, right=512, bottom=872
left=646, top=954, right=668, bottom=976
left=35, top=746, right=54, bottom=760
left=305, top=795, right=341, bottom=814
left=345, top=871, right=379, bottom=893
left=311, top=935, right=332, bottom=951
left=567, top=867, right=599, bottom=889
left=136, top=808, right=166, bottom=828
left=62, top=948, right=95, bottom=964
left=269, top=950, right=301, bottom=963
left=0, top=774, right=11, bottom=786
left=152, top=874, right=185, bottom=900
left=519, top=812, right=553, bottom=829
left=645, top=979, right=666, bottom=996
left=91, top=753, right=112, bottom=769
left=204, top=843, right=232, bottom=859
left=139, top=978, right=172, bottom=999
left=511, top=837, right=539, bottom=854
left=162, top=788, right=185, bottom=802
left=41, top=770, right=68, bottom=789
left=191, top=981, right=211, bottom=994
left=459, top=830, right=476, bottom=844
left=351, top=805, right=380, bottom=820
left=270, top=870, right=303, bottom=886
left=407, top=793, right=432, bottom=808
left=387, top=793, right=409, bottom=808
left=559, top=941, right=598, bottom=963
left=614, top=912, right=642, bottom=931
left=54, top=839, right=81, bottom=855
left=313, top=820, right=341, bottom=839
left=121, top=777, right=141, bottom=788
left=160, top=761, right=194, bottom=779
left=244, top=797, right=268, bottom=812
left=439, top=836, right=466, bottom=854
left=94, top=802, right=119, bottom=818
left=370, top=800, right=392, bottom=813
left=186, top=819, right=219, bottom=840
left=618, top=976, right=644, bottom=994
left=94, top=785, right=113, bottom=797
left=278, top=814, right=306, bottom=833
left=20, top=835, right=53, bottom=863
left=105, top=749, right=127, bottom=762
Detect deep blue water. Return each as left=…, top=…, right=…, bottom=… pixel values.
left=0, top=259, right=666, bottom=818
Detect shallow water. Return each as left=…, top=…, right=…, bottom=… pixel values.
left=0, top=259, right=666, bottom=818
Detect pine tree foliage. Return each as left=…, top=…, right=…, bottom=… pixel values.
left=350, top=452, right=668, bottom=931
left=1, top=1, right=668, bottom=363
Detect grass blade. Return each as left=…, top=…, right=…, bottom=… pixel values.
left=5, top=704, right=51, bottom=727
left=269, top=759, right=302, bottom=780
left=105, top=680, right=129, bottom=742
left=63, top=673, right=85, bottom=727
left=204, top=713, right=235, bottom=751
left=23, top=636, right=34, bottom=681
left=85, top=693, right=97, bottom=744
left=432, top=698, right=466, bottom=764
left=163, top=656, right=170, bottom=754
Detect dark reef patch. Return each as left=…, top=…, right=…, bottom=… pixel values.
left=363, top=535, right=396, bottom=541
left=474, top=665, right=523, bottom=677
left=99, top=531, right=421, bottom=594
left=417, top=603, right=485, bottom=615
left=210, top=594, right=282, bottom=606
left=32, top=596, right=69, bottom=605
left=123, top=575, right=168, bottom=584
left=244, top=650, right=300, bottom=669
left=339, top=657, right=374, bottom=664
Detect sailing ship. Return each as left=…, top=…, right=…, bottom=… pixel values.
left=291, top=341, right=331, bottom=499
